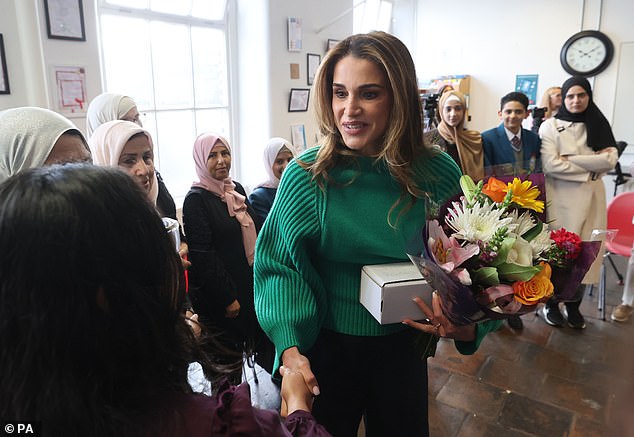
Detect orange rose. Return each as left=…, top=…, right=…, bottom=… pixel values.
left=482, top=177, right=508, bottom=203
left=512, top=262, right=554, bottom=305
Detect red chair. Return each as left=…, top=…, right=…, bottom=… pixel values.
left=590, top=191, right=634, bottom=320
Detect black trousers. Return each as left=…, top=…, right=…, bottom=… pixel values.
left=306, top=329, right=429, bottom=437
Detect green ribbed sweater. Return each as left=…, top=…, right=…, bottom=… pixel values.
left=254, top=147, right=501, bottom=370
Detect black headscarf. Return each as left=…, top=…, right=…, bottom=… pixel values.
left=555, top=76, right=616, bottom=151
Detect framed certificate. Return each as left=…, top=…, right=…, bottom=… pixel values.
left=307, top=53, right=321, bottom=86
left=288, top=88, right=310, bottom=112
left=0, top=34, right=9, bottom=94
left=44, top=0, right=86, bottom=41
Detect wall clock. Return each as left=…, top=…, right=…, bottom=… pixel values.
left=560, top=30, right=614, bottom=76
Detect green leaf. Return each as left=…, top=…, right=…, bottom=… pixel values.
left=522, top=220, right=543, bottom=242
left=471, top=267, right=500, bottom=286
left=490, top=237, right=516, bottom=266
left=497, top=262, right=542, bottom=282
left=460, top=175, right=476, bottom=203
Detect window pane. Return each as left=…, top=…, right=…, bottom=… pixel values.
left=151, top=22, right=194, bottom=109
left=191, top=0, right=226, bottom=20
left=140, top=111, right=159, bottom=167
left=150, top=0, right=191, bottom=16
left=154, top=110, right=197, bottom=200
left=191, top=27, right=228, bottom=107
left=101, top=15, right=154, bottom=109
left=377, top=1, right=393, bottom=32
left=103, top=0, right=149, bottom=10
left=195, top=108, right=230, bottom=138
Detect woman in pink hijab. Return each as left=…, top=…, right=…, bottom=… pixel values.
left=183, top=133, right=274, bottom=383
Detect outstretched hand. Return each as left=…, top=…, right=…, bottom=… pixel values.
left=402, top=291, right=476, bottom=341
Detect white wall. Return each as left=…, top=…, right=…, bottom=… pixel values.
left=3, top=0, right=632, bottom=191
left=238, top=0, right=353, bottom=190
left=413, top=0, right=634, bottom=135
left=0, top=0, right=102, bottom=133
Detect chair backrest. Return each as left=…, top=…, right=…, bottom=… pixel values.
left=606, top=191, right=634, bottom=254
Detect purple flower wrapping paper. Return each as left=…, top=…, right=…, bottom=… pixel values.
left=549, top=241, right=602, bottom=302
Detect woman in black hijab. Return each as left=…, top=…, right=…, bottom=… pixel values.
left=538, top=76, right=619, bottom=329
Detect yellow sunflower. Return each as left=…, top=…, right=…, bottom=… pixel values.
left=506, top=178, right=544, bottom=213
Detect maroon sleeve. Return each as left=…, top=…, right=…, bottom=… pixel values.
left=210, top=383, right=331, bottom=437
left=284, top=410, right=333, bottom=437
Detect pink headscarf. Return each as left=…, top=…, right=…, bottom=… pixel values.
left=192, top=133, right=256, bottom=266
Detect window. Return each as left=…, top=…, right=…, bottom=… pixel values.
left=97, top=0, right=230, bottom=207
left=353, top=0, right=393, bottom=34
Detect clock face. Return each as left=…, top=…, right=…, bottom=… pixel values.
left=565, top=37, right=608, bottom=73
left=561, top=31, right=614, bottom=76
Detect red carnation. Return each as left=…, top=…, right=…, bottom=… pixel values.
left=550, top=228, right=582, bottom=260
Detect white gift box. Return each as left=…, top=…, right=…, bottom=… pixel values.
left=360, top=262, right=432, bottom=325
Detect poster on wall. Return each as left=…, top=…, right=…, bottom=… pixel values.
left=287, top=17, right=302, bottom=52
left=52, top=65, right=87, bottom=116
left=515, top=74, right=539, bottom=106
left=291, top=124, right=307, bottom=152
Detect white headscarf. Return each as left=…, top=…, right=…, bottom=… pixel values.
left=256, top=137, right=294, bottom=189
left=86, top=93, right=137, bottom=137
left=89, top=120, right=159, bottom=205
left=0, top=107, right=83, bottom=183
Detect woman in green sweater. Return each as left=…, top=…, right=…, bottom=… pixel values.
left=254, top=31, right=501, bottom=436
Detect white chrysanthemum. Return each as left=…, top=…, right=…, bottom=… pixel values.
left=446, top=199, right=515, bottom=243
left=507, top=210, right=536, bottom=237
left=530, top=224, right=553, bottom=259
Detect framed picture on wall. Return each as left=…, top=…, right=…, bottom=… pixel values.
left=287, top=17, right=302, bottom=52
left=44, top=0, right=86, bottom=41
left=52, top=65, right=87, bottom=115
left=307, top=53, right=320, bottom=86
left=291, top=124, right=307, bottom=152
left=0, top=34, right=9, bottom=94
left=327, top=39, right=339, bottom=52
left=288, top=88, right=310, bottom=112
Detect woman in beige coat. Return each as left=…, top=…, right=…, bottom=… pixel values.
left=539, top=76, right=618, bottom=329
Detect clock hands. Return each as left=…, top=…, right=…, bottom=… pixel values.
left=573, top=45, right=601, bottom=58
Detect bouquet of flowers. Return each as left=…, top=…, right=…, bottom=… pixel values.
left=409, top=175, right=601, bottom=325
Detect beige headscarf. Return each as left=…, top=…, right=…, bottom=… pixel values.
left=89, top=120, right=159, bottom=205
left=192, top=132, right=257, bottom=266
left=0, top=107, right=86, bottom=183
left=86, top=93, right=137, bottom=137
left=437, top=91, right=484, bottom=181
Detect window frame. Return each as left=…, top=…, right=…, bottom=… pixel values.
left=95, top=0, right=239, bottom=207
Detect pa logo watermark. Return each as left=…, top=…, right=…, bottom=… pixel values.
left=1, top=421, right=42, bottom=436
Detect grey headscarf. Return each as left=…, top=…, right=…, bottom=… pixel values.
left=0, top=107, right=80, bottom=183
left=86, top=93, right=137, bottom=137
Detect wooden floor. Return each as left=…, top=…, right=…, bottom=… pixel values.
left=426, top=255, right=634, bottom=437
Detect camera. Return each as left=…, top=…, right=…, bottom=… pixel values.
left=531, top=106, right=548, bottom=133
left=422, top=93, right=440, bottom=112
left=532, top=106, right=547, bottom=120
left=421, top=93, right=441, bottom=131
